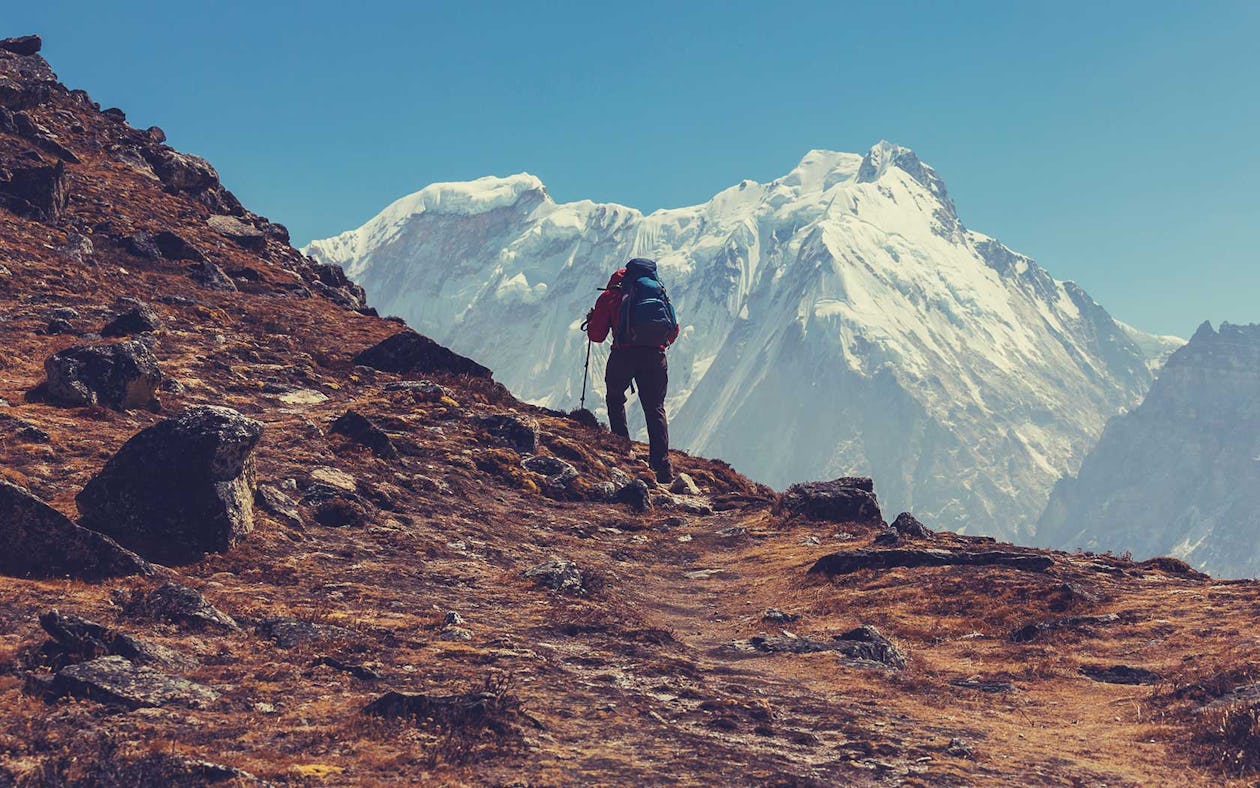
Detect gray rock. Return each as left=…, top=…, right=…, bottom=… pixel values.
left=1078, top=664, right=1160, bottom=685
left=187, top=260, right=238, bottom=291
left=153, top=231, right=204, bottom=262
left=207, top=214, right=265, bottom=250
left=256, top=617, right=351, bottom=648
left=522, top=455, right=578, bottom=489
left=140, top=148, right=220, bottom=193
left=0, top=35, right=41, bottom=56
left=891, top=512, right=933, bottom=538
left=37, top=610, right=181, bottom=668
left=724, top=625, right=906, bottom=669
left=254, top=484, right=304, bottom=529
left=669, top=472, right=701, bottom=496
left=525, top=559, right=584, bottom=594
left=123, top=583, right=240, bottom=631
left=762, top=608, right=799, bottom=624
left=809, top=548, right=1054, bottom=577
left=50, top=655, right=218, bottom=709
left=0, top=479, right=151, bottom=580
left=383, top=379, right=450, bottom=401
left=353, top=329, right=492, bottom=378
left=76, top=406, right=263, bottom=564
left=101, top=302, right=160, bottom=337
left=43, top=339, right=162, bottom=410
left=782, top=477, right=883, bottom=525
left=478, top=413, right=539, bottom=454
left=0, top=160, right=67, bottom=222
left=614, top=479, right=652, bottom=513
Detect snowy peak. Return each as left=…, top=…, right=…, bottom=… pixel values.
left=856, top=140, right=949, bottom=201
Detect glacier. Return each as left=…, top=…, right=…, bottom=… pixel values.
left=306, top=141, right=1180, bottom=539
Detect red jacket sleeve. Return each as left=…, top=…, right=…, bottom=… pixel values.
left=586, top=290, right=620, bottom=343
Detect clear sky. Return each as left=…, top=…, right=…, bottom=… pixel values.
left=9, top=1, right=1257, bottom=337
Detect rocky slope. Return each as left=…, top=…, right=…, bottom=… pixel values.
left=1039, top=322, right=1260, bottom=577
left=306, top=145, right=1182, bottom=541
left=1, top=35, right=1258, bottom=786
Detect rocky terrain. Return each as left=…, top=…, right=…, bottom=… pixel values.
left=1, top=35, right=1258, bottom=785
left=1039, top=321, right=1260, bottom=577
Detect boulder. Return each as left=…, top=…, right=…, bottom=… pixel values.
left=723, top=625, right=905, bottom=669
left=524, top=559, right=584, bottom=594
left=254, top=484, right=304, bottom=529
left=76, top=406, right=263, bottom=564
left=0, top=160, right=67, bottom=222
left=187, top=260, right=237, bottom=291
left=0, top=35, right=41, bottom=56
left=669, top=472, right=701, bottom=496
left=522, top=455, right=578, bottom=489
left=0, top=479, right=151, bottom=580
left=353, top=329, right=491, bottom=378
left=123, top=583, right=240, bottom=631
left=330, top=409, right=398, bottom=460
left=782, top=477, right=883, bottom=525
left=43, top=339, right=162, bottom=410
left=207, top=214, right=265, bottom=250
left=140, top=148, right=220, bottom=193
left=37, top=610, right=179, bottom=668
left=153, top=230, right=204, bottom=262
left=478, top=414, right=538, bottom=454
left=125, top=231, right=162, bottom=259
left=255, top=617, right=351, bottom=648
left=614, top=479, right=652, bottom=513
left=890, top=512, right=932, bottom=538
left=101, top=302, right=160, bottom=337
left=1078, top=664, right=1161, bottom=685
left=383, top=379, right=450, bottom=402
left=49, top=655, right=219, bottom=709
left=0, top=43, right=56, bottom=110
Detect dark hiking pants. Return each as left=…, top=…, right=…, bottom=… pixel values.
left=605, top=346, right=670, bottom=468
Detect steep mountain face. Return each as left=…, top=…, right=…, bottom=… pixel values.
left=307, top=145, right=1177, bottom=537
left=1038, top=322, right=1260, bottom=577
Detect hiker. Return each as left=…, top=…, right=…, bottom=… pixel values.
left=584, top=258, right=679, bottom=484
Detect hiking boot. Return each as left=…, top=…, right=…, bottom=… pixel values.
left=653, top=462, right=674, bottom=485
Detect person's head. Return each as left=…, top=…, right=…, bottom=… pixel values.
left=606, top=268, right=626, bottom=289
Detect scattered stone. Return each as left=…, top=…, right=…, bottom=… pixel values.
left=308, top=466, right=357, bottom=493
left=762, top=608, right=799, bottom=624
left=0, top=479, right=151, bottom=580
left=0, top=35, right=41, bottom=56
left=124, top=583, right=240, bottom=631
left=101, top=302, right=160, bottom=337
left=724, top=625, right=906, bottom=669
left=872, top=529, right=902, bottom=546
left=311, top=496, right=369, bottom=528
left=125, top=231, right=162, bottom=259
left=1009, top=612, right=1137, bottom=643
left=187, top=260, right=238, bottom=291
left=0, top=159, right=67, bottom=223
left=522, top=455, right=579, bottom=489
left=614, top=479, right=652, bottom=513
left=48, top=655, right=218, bottom=709
left=43, top=339, right=162, bottom=410
left=716, top=525, right=747, bottom=538
left=101, top=107, right=126, bottom=123
left=1078, top=664, right=1161, bottom=685
left=254, top=484, right=304, bottom=529
left=945, top=738, right=973, bottom=758
left=669, top=472, right=701, bottom=496
left=140, top=148, right=220, bottom=193
left=36, top=610, right=180, bottom=668
left=782, top=477, right=884, bottom=525
left=525, top=559, right=584, bottom=594
left=809, top=548, right=1054, bottom=577
left=890, top=512, right=933, bottom=538
left=441, top=626, right=473, bottom=641
left=256, top=617, right=351, bottom=649
left=47, top=306, right=79, bottom=321
left=308, top=656, right=380, bottom=681
left=207, top=214, right=266, bottom=249
left=0, top=413, right=50, bottom=442
left=44, top=317, right=74, bottom=335
left=330, top=409, right=398, bottom=460
left=444, top=611, right=466, bottom=626
left=478, top=414, right=539, bottom=454
left=362, top=686, right=536, bottom=732
left=76, top=406, right=263, bottom=564
left=277, top=388, right=329, bottom=406
left=353, top=329, right=492, bottom=378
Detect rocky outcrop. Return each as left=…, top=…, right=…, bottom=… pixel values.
left=809, top=548, right=1053, bottom=576
left=43, top=340, right=162, bottom=410
left=782, top=477, right=883, bottom=524
left=48, top=655, right=219, bottom=709
left=36, top=610, right=180, bottom=668
left=354, top=329, right=491, bottom=378
left=330, top=409, right=398, bottom=460
left=0, top=35, right=41, bottom=56
left=76, top=406, right=263, bottom=564
left=122, top=583, right=240, bottom=631
left=207, top=214, right=265, bottom=250
left=1038, top=322, right=1260, bottom=577
left=524, top=559, right=584, bottom=594
left=101, top=301, right=160, bottom=337
left=0, top=158, right=67, bottom=222
left=477, top=413, right=538, bottom=454
left=723, top=625, right=906, bottom=669
left=0, top=479, right=151, bottom=580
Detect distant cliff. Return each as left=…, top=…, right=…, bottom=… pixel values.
left=1038, top=322, right=1260, bottom=577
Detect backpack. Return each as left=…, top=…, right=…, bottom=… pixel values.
left=616, top=258, right=678, bottom=347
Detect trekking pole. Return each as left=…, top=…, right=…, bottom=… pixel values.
left=579, top=338, right=592, bottom=410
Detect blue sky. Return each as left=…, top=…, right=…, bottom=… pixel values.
left=10, top=1, right=1257, bottom=337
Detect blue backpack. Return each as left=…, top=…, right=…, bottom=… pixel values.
left=617, top=258, right=678, bottom=347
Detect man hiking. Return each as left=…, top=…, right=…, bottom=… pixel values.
left=584, top=258, right=679, bottom=484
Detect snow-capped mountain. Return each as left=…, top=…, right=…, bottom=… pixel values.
left=306, top=142, right=1179, bottom=538
left=1038, top=322, right=1260, bottom=577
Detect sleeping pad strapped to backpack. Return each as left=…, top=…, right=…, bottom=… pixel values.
left=617, top=258, right=678, bottom=347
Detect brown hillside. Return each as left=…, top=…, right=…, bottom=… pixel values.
left=1, top=35, right=1257, bottom=786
